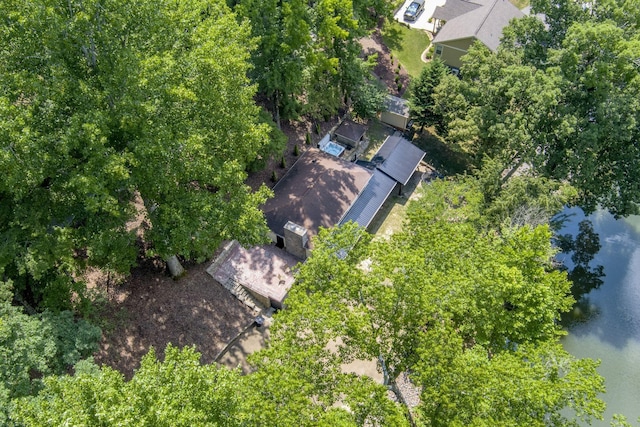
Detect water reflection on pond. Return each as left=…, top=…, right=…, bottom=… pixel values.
left=558, top=207, right=640, bottom=426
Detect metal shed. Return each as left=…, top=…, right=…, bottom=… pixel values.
left=380, top=95, right=411, bottom=130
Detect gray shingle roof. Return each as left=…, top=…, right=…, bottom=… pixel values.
left=262, top=148, right=372, bottom=238
left=263, top=137, right=425, bottom=236
left=339, top=170, right=397, bottom=228
left=432, top=0, right=524, bottom=51
left=433, top=0, right=483, bottom=22
left=334, top=120, right=368, bottom=144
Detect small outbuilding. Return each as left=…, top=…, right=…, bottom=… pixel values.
left=380, top=95, right=411, bottom=130
left=207, top=241, right=298, bottom=310
left=333, top=119, right=368, bottom=148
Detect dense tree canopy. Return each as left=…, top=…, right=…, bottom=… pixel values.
left=234, top=0, right=391, bottom=122
left=0, top=0, right=272, bottom=310
left=6, top=179, right=607, bottom=426
left=409, top=58, right=449, bottom=131
left=434, top=0, right=640, bottom=216
left=12, top=346, right=244, bottom=427
left=246, top=179, right=605, bottom=426
left=0, top=281, right=100, bottom=425
left=1, top=0, right=621, bottom=424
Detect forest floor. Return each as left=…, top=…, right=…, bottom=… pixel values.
left=93, top=27, right=413, bottom=378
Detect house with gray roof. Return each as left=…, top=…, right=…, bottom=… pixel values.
left=262, top=136, right=425, bottom=259
left=209, top=136, right=426, bottom=311
left=431, top=0, right=524, bottom=69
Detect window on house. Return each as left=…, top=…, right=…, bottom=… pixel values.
left=435, top=45, right=443, bottom=56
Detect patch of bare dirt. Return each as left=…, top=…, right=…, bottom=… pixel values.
left=93, top=258, right=253, bottom=379
left=360, top=29, right=411, bottom=98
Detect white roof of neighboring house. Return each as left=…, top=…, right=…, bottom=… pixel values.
left=432, top=0, right=525, bottom=51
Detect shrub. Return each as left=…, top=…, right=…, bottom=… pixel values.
left=271, top=171, right=278, bottom=182
left=293, top=144, right=300, bottom=156
left=425, top=45, right=435, bottom=60
left=305, top=132, right=311, bottom=145
left=280, top=156, right=286, bottom=168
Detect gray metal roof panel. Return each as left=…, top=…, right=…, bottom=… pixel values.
left=371, top=135, right=402, bottom=165
left=340, top=170, right=397, bottom=228
left=377, top=137, right=426, bottom=185
left=384, top=95, right=410, bottom=117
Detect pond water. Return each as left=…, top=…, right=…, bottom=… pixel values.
left=558, top=208, right=640, bottom=425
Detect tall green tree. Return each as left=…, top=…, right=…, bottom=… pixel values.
left=545, top=20, right=640, bottom=216
left=235, top=0, right=389, bottom=122
left=235, top=0, right=312, bottom=124
left=0, top=0, right=272, bottom=309
left=0, top=281, right=100, bottom=425
left=435, top=0, right=640, bottom=216
left=409, top=58, right=449, bottom=131
left=416, top=340, right=605, bottom=426
left=11, top=345, right=244, bottom=427
left=348, top=54, right=387, bottom=119
left=529, top=0, right=589, bottom=48
left=305, top=0, right=367, bottom=119
left=250, top=179, right=604, bottom=426
left=474, top=156, right=578, bottom=228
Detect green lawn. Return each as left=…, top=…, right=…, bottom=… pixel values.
left=412, top=127, right=472, bottom=176
left=510, top=0, right=530, bottom=9
left=381, top=20, right=431, bottom=79
left=360, top=119, right=394, bottom=161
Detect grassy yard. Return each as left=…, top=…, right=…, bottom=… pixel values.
left=368, top=174, right=419, bottom=239
left=510, top=0, right=530, bottom=9
left=381, top=20, right=431, bottom=79
left=360, top=119, right=394, bottom=161
left=412, top=127, right=472, bottom=176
